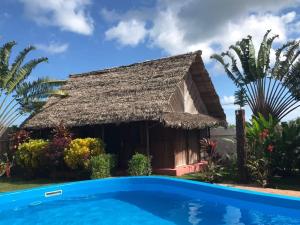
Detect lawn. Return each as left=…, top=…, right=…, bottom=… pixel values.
left=0, top=178, right=64, bottom=194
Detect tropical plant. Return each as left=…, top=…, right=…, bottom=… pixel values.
left=199, top=138, right=224, bottom=182
left=90, top=154, right=117, bottom=179
left=44, top=122, right=72, bottom=170
left=211, top=30, right=300, bottom=121
left=64, top=138, right=105, bottom=170
left=128, top=153, right=152, bottom=176
left=271, top=118, right=300, bottom=176
left=15, top=139, right=49, bottom=172
left=0, top=153, right=14, bottom=177
left=10, top=129, right=30, bottom=151
left=0, top=41, right=66, bottom=137
left=246, top=114, right=279, bottom=187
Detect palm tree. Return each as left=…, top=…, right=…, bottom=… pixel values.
left=211, top=30, right=300, bottom=121
left=0, top=41, right=66, bottom=137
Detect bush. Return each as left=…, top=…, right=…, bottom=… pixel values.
left=44, top=122, right=72, bottom=170
left=199, top=138, right=224, bottom=183
left=90, top=154, right=117, bottom=179
left=10, top=129, right=30, bottom=152
left=246, top=114, right=279, bottom=187
left=128, top=153, right=151, bottom=176
left=271, top=118, right=300, bottom=176
left=64, top=138, right=104, bottom=170
left=16, top=139, right=49, bottom=172
left=0, top=153, right=14, bottom=178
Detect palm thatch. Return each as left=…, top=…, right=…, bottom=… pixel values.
left=24, top=51, right=226, bottom=130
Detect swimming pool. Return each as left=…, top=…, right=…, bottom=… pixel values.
left=0, top=177, right=299, bottom=225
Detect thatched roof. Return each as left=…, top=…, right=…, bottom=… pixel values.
left=24, top=51, right=226, bottom=130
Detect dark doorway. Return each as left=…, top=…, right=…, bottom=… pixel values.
left=103, top=124, right=121, bottom=155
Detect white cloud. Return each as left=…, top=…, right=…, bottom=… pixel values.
left=105, top=19, right=147, bottom=46
left=148, top=9, right=296, bottom=61
left=221, top=95, right=235, bottom=105
left=35, top=42, right=69, bottom=54
left=20, top=0, right=94, bottom=35
left=103, top=0, right=300, bottom=61
left=282, top=106, right=300, bottom=122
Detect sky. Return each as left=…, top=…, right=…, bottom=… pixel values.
left=1, top=0, right=300, bottom=125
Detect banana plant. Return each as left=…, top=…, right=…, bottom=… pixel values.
left=211, top=30, right=300, bottom=121
left=0, top=41, right=66, bottom=137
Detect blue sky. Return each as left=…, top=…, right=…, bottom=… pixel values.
left=1, top=0, right=300, bottom=125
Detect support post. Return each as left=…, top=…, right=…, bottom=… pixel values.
left=236, top=109, right=247, bottom=182
left=101, top=126, right=105, bottom=141
left=145, top=122, right=150, bottom=157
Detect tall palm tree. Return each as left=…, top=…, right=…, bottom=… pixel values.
left=0, top=41, right=66, bottom=137
left=211, top=30, right=300, bottom=121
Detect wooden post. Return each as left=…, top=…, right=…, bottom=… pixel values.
left=101, top=126, right=105, bottom=141
left=145, top=122, right=150, bottom=157
left=236, top=109, right=247, bottom=182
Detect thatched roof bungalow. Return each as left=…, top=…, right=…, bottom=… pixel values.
left=24, top=50, right=226, bottom=175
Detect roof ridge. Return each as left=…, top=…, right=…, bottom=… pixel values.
left=69, top=50, right=202, bottom=78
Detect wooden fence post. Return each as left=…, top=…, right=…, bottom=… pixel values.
left=235, top=109, right=247, bottom=182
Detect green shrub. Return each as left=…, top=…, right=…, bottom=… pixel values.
left=16, top=139, right=49, bottom=171
left=246, top=114, right=279, bottom=187
left=271, top=118, right=300, bottom=176
left=128, top=153, right=151, bottom=176
left=64, top=138, right=105, bottom=170
left=90, top=154, right=117, bottom=179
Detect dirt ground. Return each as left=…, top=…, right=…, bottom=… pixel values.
left=220, top=183, right=300, bottom=198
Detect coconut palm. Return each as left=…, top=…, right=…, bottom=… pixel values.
left=0, top=41, right=66, bottom=137
left=211, top=30, right=300, bottom=121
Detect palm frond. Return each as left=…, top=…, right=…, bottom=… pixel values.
left=6, top=57, right=48, bottom=93
left=211, top=30, right=300, bottom=121
left=15, top=77, right=67, bottom=114
left=257, top=30, right=278, bottom=76
left=0, top=41, right=17, bottom=87
left=234, top=89, right=247, bottom=107
left=2, top=46, right=36, bottom=88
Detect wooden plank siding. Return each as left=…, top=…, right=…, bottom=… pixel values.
left=148, top=125, right=206, bottom=169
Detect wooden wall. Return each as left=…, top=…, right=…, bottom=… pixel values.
left=149, top=124, right=209, bottom=169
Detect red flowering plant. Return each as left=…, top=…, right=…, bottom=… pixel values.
left=0, top=129, right=31, bottom=178
left=43, top=122, right=72, bottom=173
left=199, top=138, right=224, bottom=182
left=10, top=129, right=30, bottom=152
left=0, top=153, right=14, bottom=178
left=246, top=114, right=279, bottom=187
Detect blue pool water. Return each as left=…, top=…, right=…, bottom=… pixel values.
left=0, top=177, right=300, bottom=225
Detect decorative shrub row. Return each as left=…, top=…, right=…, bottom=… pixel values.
left=13, top=124, right=152, bottom=179
left=90, top=152, right=152, bottom=179
left=16, top=137, right=104, bottom=176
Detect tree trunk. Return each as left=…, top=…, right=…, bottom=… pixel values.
left=236, top=109, right=248, bottom=182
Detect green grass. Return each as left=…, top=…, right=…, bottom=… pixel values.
left=269, top=176, right=300, bottom=191
left=0, top=178, right=65, bottom=194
